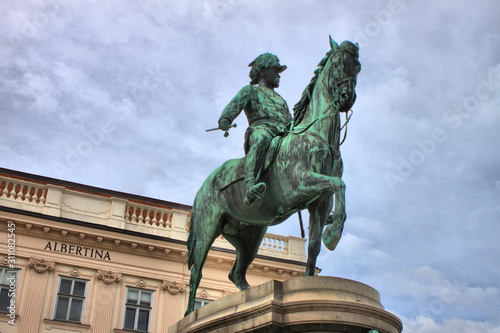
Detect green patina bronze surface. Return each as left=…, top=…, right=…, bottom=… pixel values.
left=185, top=37, right=361, bottom=316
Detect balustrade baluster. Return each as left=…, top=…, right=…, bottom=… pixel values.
left=9, top=183, right=16, bottom=199
left=32, top=188, right=39, bottom=203
left=20, top=184, right=27, bottom=201
left=159, top=212, right=166, bottom=227
left=25, top=186, right=32, bottom=202
left=1, top=182, right=9, bottom=198
left=15, top=185, right=24, bottom=201
left=138, top=208, right=144, bottom=224
left=125, top=206, right=131, bottom=221
left=38, top=189, right=46, bottom=204
left=130, top=207, right=138, bottom=222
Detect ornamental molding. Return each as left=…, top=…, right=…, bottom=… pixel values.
left=162, top=280, right=186, bottom=295
left=135, top=278, right=148, bottom=288
left=96, top=270, right=122, bottom=284
left=196, top=289, right=210, bottom=299
left=68, top=267, right=81, bottom=277
left=0, top=256, right=9, bottom=266
left=28, top=258, right=55, bottom=274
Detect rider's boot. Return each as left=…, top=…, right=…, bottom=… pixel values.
left=244, top=178, right=266, bottom=205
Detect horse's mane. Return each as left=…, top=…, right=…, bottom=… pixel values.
left=293, top=50, right=333, bottom=126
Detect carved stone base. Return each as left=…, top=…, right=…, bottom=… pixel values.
left=169, top=276, right=402, bottom=333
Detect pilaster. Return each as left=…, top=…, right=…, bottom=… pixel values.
left=93, top=270, right=122, bottom=332
left=108, top=197, right=128, bottom=229
left=42, top=185, right=65, bottom=217
left=18, top=258, right=55, bottom=332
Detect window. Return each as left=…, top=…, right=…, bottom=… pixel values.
left=0, top=267, right=18, bottom=313
left=194, top=298, right=213, bottom=310
left=123, top=287, right=153, bottom=332
left=54, top=277, right=88, bottom=322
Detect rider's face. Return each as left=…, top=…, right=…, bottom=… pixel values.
left=260, top=67, right=281, bottom=88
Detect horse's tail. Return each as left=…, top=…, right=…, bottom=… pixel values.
left=187, top=172, right=220, bottom=270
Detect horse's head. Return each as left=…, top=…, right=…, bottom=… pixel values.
left=293, top=37, right=361, bottom=125
left=323, top=37, right=361, bottom=112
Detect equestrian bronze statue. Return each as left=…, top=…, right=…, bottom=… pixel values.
left=185, top=37, right=361, bottom=316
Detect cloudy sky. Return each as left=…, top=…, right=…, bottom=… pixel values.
left=1, top=0, right=499, bottom=331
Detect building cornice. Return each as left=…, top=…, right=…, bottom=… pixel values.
left=0, top=167, right=192, bottom=211
left=0, top=206, right=307, bottom=268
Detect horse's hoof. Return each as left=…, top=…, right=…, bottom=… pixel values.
left=238, top=284, right=250, bottom=290
left=322, top=221, right=344, bottom=250
left=236, top=281, right=251, bottom=290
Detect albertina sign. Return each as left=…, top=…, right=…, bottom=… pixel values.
left=44, top=242, right=111, bottom=261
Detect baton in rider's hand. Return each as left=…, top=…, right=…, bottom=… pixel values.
left=205, top=123, right=237, bottom=137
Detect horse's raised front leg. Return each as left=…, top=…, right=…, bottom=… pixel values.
left=323, top=157, right=346, bottom=250
left=322, top=184, right=346, bottom=250
left=296, top=171, right=345, bottom=274
left=296, top=171, right=345, bottom=201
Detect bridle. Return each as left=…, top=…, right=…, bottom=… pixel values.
left=291, top=51, right=357, bottom=141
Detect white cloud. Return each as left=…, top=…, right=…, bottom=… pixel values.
left=402, top=316, right=500, bottom=333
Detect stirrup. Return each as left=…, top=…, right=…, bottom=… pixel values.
left=244, top=182, right=266, bottom=205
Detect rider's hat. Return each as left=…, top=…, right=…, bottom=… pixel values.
left=248, top=53, right=287, bottom=85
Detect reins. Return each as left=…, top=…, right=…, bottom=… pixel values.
left=290, top=100, right=339, bottom=134
left=290, top=103, right=353, bottom=147
left=290, top=73, right=356, bottom=144
left=339, top=109, right=353, bottom=146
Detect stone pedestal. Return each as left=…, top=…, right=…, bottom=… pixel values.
left=169, top=276, right=402, bottom=333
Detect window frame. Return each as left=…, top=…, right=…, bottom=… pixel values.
left=122, top=286, right=154, bottom=332
left=0, top=266, right=19, bottom=314
left=194, top=298, right=213, bottom=310
left=53, top=276, right=88, bottom=323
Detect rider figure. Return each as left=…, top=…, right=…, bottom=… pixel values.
left=218, top=53, right=292, bottom=205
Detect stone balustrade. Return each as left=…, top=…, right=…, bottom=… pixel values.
left=125, top=203, right=173, bottom=228
left=261, top=234, right=287, bottom=251
left=0, top=175, right=306, bottom=262
left=0, top=179, right=47, bottom=207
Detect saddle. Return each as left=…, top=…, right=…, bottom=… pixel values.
left=213, top=135, right=285, bottom=190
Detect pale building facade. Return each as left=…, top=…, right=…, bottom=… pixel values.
left=0, top=168, right=307, bottom=333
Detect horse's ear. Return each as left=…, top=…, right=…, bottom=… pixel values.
left=329, top=36, right=339, bottom=52
left=354, top=42, right=359, bottom=49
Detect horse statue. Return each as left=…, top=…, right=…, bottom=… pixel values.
left=185, top=37, right=361, bottom=316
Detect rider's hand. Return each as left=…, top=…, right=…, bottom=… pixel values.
left=219, top=119, right=230, bottom=131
